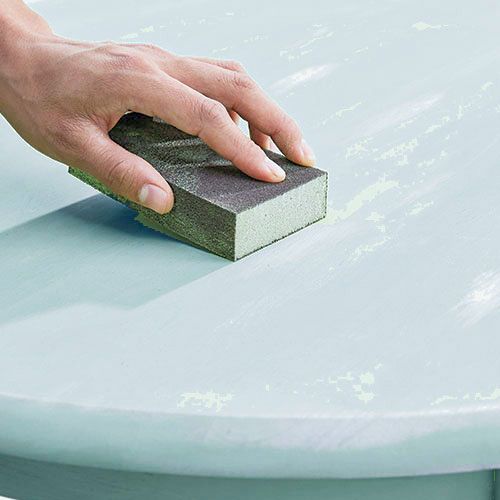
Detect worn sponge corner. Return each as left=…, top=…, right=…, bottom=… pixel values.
left=69, top=113, right=328, bottom=260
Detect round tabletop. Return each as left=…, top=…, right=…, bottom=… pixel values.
left=1, top=0, right=500, bottom=480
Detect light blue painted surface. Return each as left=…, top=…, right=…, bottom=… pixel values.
left=0, top=455, right=495, bottom=500
left=1, top=0, right=500, bottom=480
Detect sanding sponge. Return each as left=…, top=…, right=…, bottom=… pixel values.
left=69, top=113, right=328, bottom=260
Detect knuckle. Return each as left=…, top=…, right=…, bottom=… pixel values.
left=112, top=52, right=143, bottom=71
left=48, top=119, right=83, bottom=151
left=230, top=72, right=255, bottom=91
left=199, top=99, right=228, bottom=128
left=137, top=43, right=172, bottom=58
left=98, top=44, right=152, bottom=73
left=137, top=43, right=160, bottom=52
left=225, top=59, right=246, bottom=73
left=104, top=158, right=137, bottom=195
left=275, top=113, right=299, bottom=136
left=231, top=139, right=255, bottom=166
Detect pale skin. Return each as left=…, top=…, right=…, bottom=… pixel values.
left=0, top=1, right=316, bottom=214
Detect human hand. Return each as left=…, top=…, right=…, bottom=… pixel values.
left=0, top=3, right=316, bottom=214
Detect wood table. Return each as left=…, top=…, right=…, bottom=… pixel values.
left=1, top=0, right=500, bottom=498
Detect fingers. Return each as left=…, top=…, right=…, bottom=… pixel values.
left=188, top=57, right=270, bottom=149
left=249, top=126, right=271, bottom=150
left=120, top=47, right=239, bottom=125
left=228, top=109, right=240, bottom=125
left=72, top=127, right=174, bottom=214
left=169, top=57, right=316, bottom=167
left=127, top=72, right=286, bottom=182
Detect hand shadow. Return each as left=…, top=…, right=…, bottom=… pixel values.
left=0, top=194, right=229, bottom=327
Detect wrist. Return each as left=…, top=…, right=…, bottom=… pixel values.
left=0, top=1, right=53, bottom=73
left=0, top=5, right=54, bottom=114
left=0, top=1, right=53, bottom=40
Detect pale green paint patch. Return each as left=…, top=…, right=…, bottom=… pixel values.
left=412, top=21, right=444, bottom=31
left=177, top=391, right=234, bottom=413
left=321, top=179, right=399, bottom=224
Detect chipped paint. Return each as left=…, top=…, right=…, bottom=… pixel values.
left=425, top=116, right=451, bottom=134
left=177, top=391, right=234, bottom=412
left=322, top=179, right=399, bottom=224
left=345, top=137, right=373, bottom=159
left=375, top=138, right=419, bottom=165
left=335, top=101, right=363, bottom=118
left=409, top=201, right=434, bottom=215
left=412, top=21, right=444, bottom=31
left=453, top=271, right=500, bottom=327
left=351, top=237, right=390, bottom=261
left=432, top=388, right=500, bottom=406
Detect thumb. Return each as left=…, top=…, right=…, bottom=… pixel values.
left=74, top=129, right=174, bottom=214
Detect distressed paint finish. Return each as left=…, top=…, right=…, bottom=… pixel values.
left=1, top=0, right=500, bottom=490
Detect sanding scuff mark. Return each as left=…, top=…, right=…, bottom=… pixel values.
left=328, top=371, right=379, bottom=403
left=457, top=103, right=472, bottom=120
left=307, top=365, right=383, bottom=404
left=280, top=27, right=334, bottom=60
left=456, top=82, right=496, bottom=120
left=211, top=46, right=230, bottom=54
left=366, top=211, right=384, bottom=222
left=408, top=200, right=434, bottom=215
left=481, top=81, right=494, bottom=92
left=476, top=389, right=500, bottom=401
left=397, top=117, right=417, bottom=130
left=177, top=391, right=234, bottom=412
left=270, top=64, right=334, bottom=94
left=431, top=395, right=459, bottom=405
left=412, top=22, right=445, bottom=31
left=279, top=49, right=311, bottom=61
left=366, top=211, right=387, bottom=233
left=120, top=32, right=139, bottom=40
left=345, top=137, right=373, bottom=160
left=425, top=116, right=451, bottom=134
left=431, top=388, right=500, bottom=406
left=452, top=270, right=500, bottom=327
left=321, top=179, right=399, bottom=224
left=417, top=158, right=436, bottom=168
left=351, top=237, right=390, bottom=262
left=375, top=137, right=419, bottom=166
left=243, top=34, right=269, bottom=44
left=335, top=101, right=363, bottom=118
left=299, top=27, right=334, bottom=49
left=364, top=94, right=442, bottom=136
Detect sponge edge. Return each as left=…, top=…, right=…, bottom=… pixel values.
left=68, top=112, right=328, bottom=260
left=235, top=175, right=327, bottom=260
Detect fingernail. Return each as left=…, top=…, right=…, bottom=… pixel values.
left=300, top=138, right=316, bottom=166
left=263, top=157, right=286, bottom=182
left=138, top=184, right=173, bottom=214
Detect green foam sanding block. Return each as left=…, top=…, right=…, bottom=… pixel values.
left=69, top=112, right=328, bottom=260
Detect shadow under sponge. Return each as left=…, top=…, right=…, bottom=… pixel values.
left=69, top=113, right=328, bottom=260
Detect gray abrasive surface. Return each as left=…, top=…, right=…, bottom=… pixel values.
left=69, top=113, right=328, bottom=260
